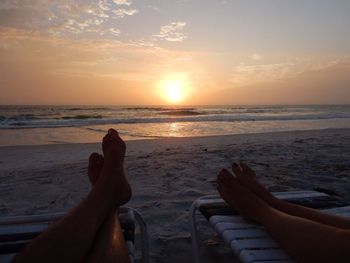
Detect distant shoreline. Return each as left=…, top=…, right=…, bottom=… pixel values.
left=0, top=126, right=349, bottom=148
left=1, top=105, right=350, bottom=147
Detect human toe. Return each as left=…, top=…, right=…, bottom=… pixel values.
left=89, top=152, right=100, bottom=163
left=108, top=128, right=119, bottom=139
left=240, top=162, right=249, bottom=171
left=232, top=162, right=243, bottom=176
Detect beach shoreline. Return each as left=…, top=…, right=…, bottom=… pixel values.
left=1, top=128, right=350, bottom=262
left=1, top=104, right=350, bottom=147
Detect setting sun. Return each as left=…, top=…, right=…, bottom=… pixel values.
left=158, top=74, right=191, bottom=104
left=164, top=80, right=183, bottom=103
left=2, top=1, right=350, bottom=262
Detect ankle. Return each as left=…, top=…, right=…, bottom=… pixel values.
left=263, top=192, right=278, bottom=205
left=101, top=162, right=124, bottom=176
left=256, top=202, right=276, bottom=225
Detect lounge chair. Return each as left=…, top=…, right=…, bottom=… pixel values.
left=0, top=207, right=149, bottom=263
left=190, top=190, right=350, bottom=263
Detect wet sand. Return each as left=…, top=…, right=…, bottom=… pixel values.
left=1, top=128, right=350, bottom=262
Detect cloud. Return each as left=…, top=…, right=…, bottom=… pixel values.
left=113, top=0, right=132, bottom=6
left=105, top=27, right=121, bottom=36
left=308, top=55, right=350, bottom=71
left=250, top=53, right=263, bottom=61
left=153, top=22, right=187, bottom=42
left=216, top=61, right=350, bottom=105
left=112, top=8, right=139, bottom=18
left=0, top=0, right=140, bottom=38
left=0, top=0, right=19, bottom=10
left=230, top=62, right=296, bottom=86
left=98, top=1, right=109, bottom=11
left=0, top=24, right=180, bottom=79
left=228, top=56, right=350, bottom=88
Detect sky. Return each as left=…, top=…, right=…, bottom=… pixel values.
left=0, top=0, right=350, bottom=105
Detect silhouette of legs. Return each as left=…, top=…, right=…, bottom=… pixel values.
left=14, top=129, right=131, bottom=263
left=85, top=152, right=130, bottom=263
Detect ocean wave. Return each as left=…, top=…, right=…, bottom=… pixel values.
left=66, top=107, right=112, bottom=111
left=61, top=115, right=103, bottom=120
left=5, top=115, right=41, bottom=121
left=1, top=113, right=350, bottom=129
left=124, top=107, right=168, bottom=111
left=159, top=110, right=202, bottom=116
left=9, top=122, right=28, bottom=126
left=124, top=107, right=196, bottom=111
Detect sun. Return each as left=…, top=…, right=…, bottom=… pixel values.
left=158, top=74, right=190, bottom=104
left=164, top=79, right=184, bottom=103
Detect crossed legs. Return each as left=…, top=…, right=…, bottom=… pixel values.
left=85, top=152, right=130, bottom=263
left=13, top=129, right=131, bottom=263
left=217, top=163, right=350, bottom=263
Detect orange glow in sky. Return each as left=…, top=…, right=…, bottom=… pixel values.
left=158, top=74, right=191, bottom=104
left=0, top=1, right=350, bottom=105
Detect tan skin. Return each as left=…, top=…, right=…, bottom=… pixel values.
left=85, top=152, right=130, bottom=263
left=217, top=163, right=350, bottom=263
left=13, top=129, right=131, bottom=263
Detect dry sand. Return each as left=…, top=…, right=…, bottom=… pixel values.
left=1, top=128, right=350, bottom=262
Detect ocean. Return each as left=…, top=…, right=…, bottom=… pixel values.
left=0, top=105, right=350, bottom=146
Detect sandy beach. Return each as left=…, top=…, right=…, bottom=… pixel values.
left=1, top=128, right=350, bottom=262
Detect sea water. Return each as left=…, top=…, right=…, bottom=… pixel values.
left=0, top=105, right=350, bottom=146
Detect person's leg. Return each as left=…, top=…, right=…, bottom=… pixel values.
left=13, top=129, right=131, bottom=263
left=232, top=162, right=350, bottom=229
left=85, top=153, right=130, bottom=263
left=86, top=210, right=131, bottom=263
left=217, top=169, right=350, bottom=263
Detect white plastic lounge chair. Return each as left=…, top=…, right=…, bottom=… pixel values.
left=190, top=190, right=350, bottom=263
left=0, top=207, right=149, bottom=263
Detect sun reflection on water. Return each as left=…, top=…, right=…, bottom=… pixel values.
left=169, top=122, right=180, bottom=137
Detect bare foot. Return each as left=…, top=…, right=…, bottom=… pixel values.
left=232, top=162, right=277, bottom=205
left=88, top=153, right=104, bottom=186
left=217, top=169, right=269, bottom=223
left=102, top=129, right=126, bottom=165
left=98, top=129, right=132, bottom=206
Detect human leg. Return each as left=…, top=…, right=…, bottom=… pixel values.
left=233, top=162, right=350, bottom=229
left=13, top=129, right=131, bottom=263
left=86, top=153, right=130, bottom=263
left=217, top=169, right=350, bottom=263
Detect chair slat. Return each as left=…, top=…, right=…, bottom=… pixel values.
left=230, top=238, right=278, bottom=254
left=215, top=222, right=257, bottom=235
left=222, top=229, right=268, bottom=244
left=273, top=191, right=327, bottom=199
left=240, top=249, right=292, bottom=263
left=323, top=206, right=350, bottom=216
left=0, top=240, right=29, bottom=255
left=209, top=215, right=248, bottom=225
left=0, top=224, right=48, bottom=242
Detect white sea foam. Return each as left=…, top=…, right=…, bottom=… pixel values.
left=0, top=105, right=349, bottom=129
left=1, top=105, right=350, bottom=146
